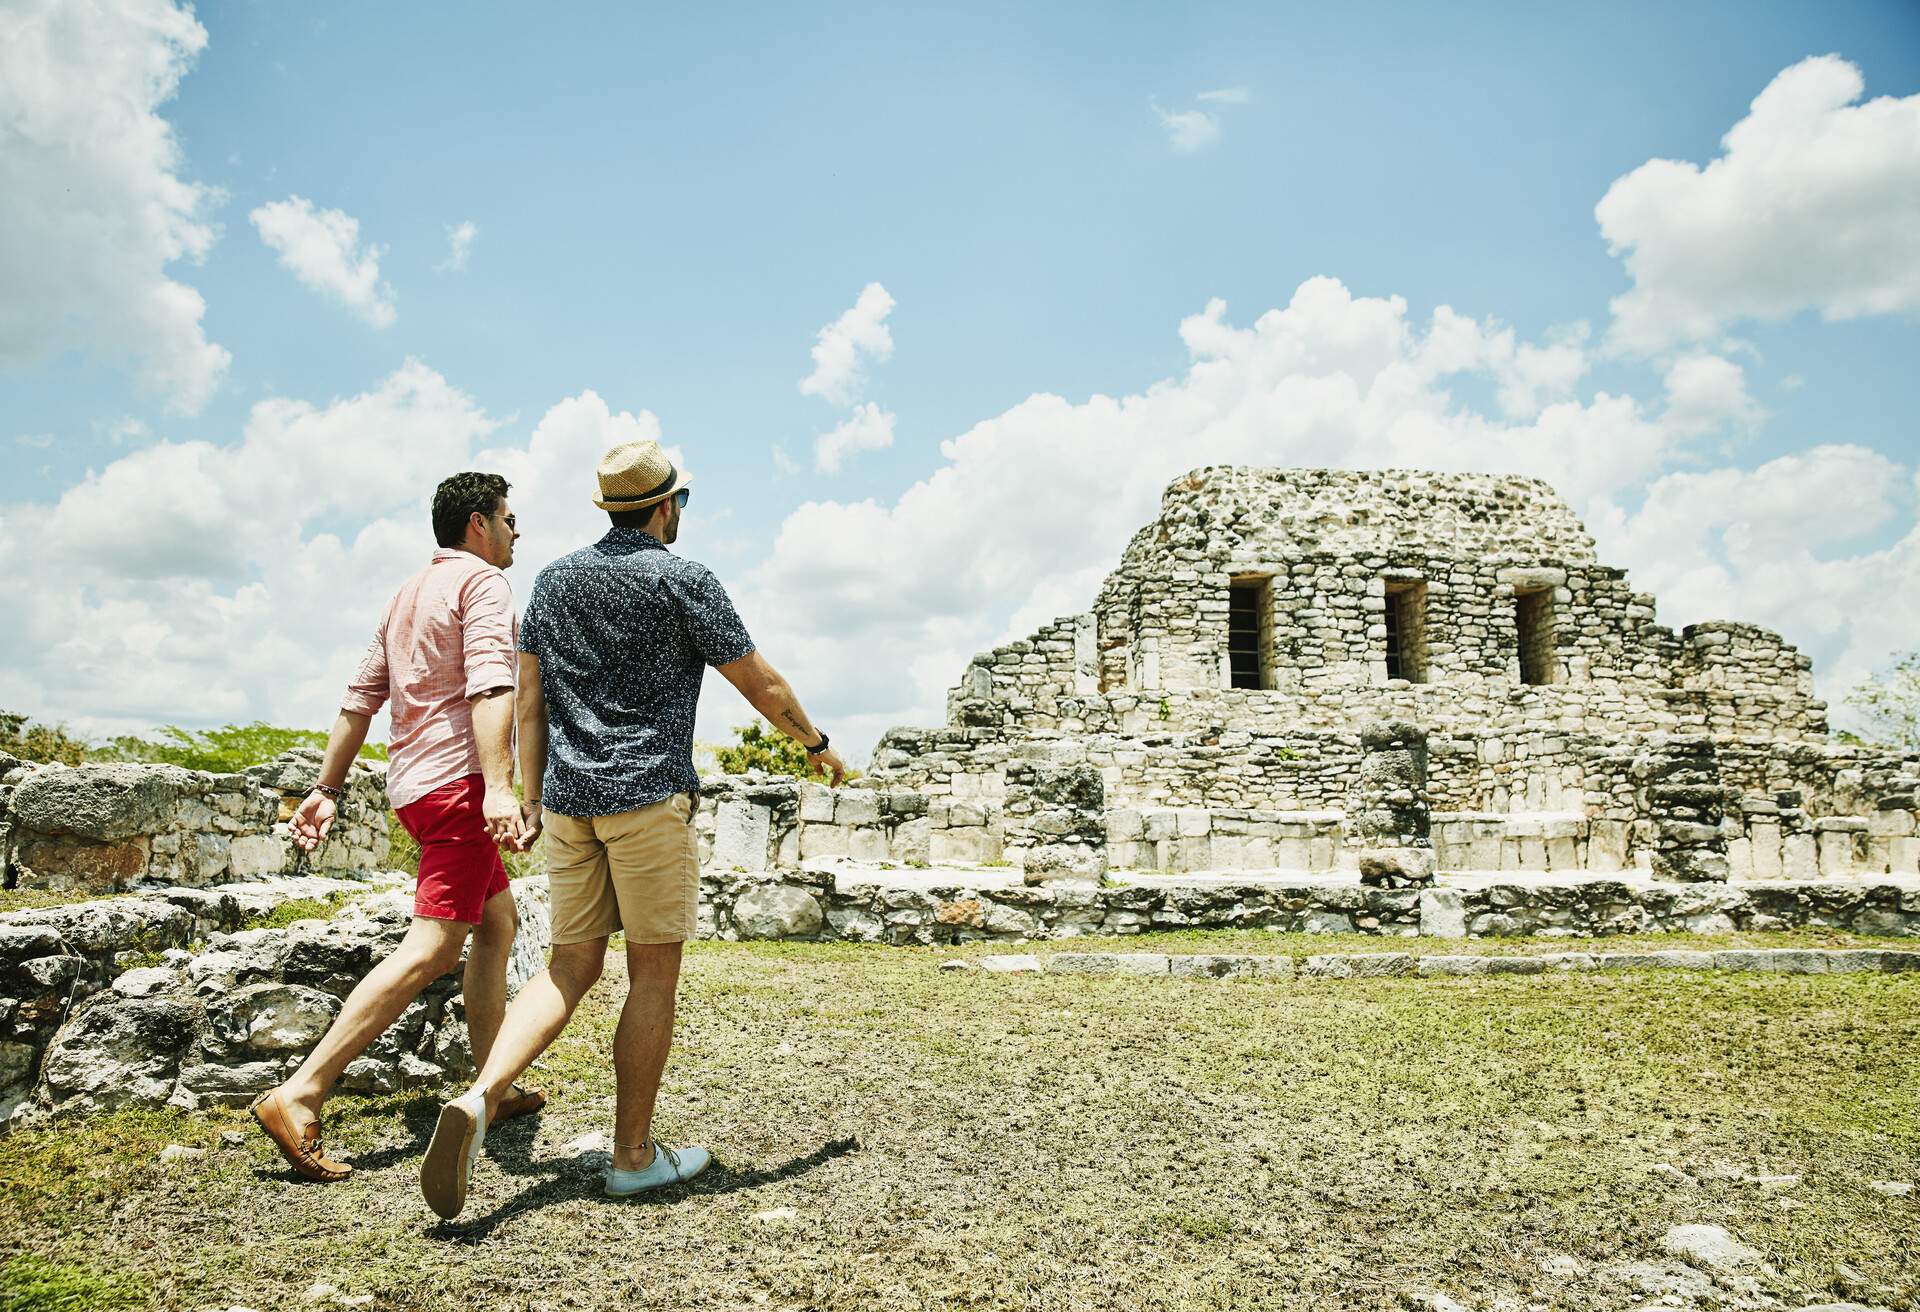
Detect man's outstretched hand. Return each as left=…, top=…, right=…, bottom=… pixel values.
left=811, top=747, right=849, bottom=787
left=290, top=792, right=336, bottom=852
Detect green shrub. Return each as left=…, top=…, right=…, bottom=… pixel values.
left=0, top=712, right=87, bottom=765
left=706, top=720, right=854, bottom=781
left=96, top=722, right=386, bottom=774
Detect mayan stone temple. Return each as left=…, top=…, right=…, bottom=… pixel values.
left=688, top=465, right=1920, bottom=946
left=866, top=465, right=1908, bottom=883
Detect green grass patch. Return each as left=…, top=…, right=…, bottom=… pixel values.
left=237, top=891, right=354, bottom=930
left=0, top=1256, right=143, bottom=1312
left=3, top=941, right=1916, bottom=1312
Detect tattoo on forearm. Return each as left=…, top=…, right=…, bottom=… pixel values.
left=781, top=707, right=806, bottom=734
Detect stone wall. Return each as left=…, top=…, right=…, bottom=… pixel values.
left=0, top=749, right=389, bottom=895
left=1, top=876, right=549, bottom=1123
left=691, top=868, right=1920, bottom=945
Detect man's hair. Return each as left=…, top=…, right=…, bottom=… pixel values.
left=432, top=472, right=510, bottom=547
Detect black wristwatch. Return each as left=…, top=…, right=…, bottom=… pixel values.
left=806, top=732, right=830, bottom=756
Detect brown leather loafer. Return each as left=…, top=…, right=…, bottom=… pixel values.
left=250, top=1089, right=352, bottom=1182
left=493, top=1083, right=546, bottom=1124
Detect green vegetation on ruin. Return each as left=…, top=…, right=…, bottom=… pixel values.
left=2, top=933, right=1914, bottom=1311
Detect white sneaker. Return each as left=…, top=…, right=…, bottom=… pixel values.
left=421, top=1088, right=489, bottom=1219
left=604, top=1141, right=711, bottom=1197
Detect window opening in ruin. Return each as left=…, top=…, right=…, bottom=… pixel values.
left=1228, top=578, right=1270, bottom=689
left=1383, top=580, right=1429, bottom=683
left=1516, top=588, right=1556, bottom=685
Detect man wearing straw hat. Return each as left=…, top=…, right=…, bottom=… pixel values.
left=421, top=439, right=848, bottom=1217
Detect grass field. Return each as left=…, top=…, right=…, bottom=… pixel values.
left=3, top=931, right=1916, bottom=1311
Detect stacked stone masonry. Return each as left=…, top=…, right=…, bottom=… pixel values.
left=862, top=468, right=1919, bottom=882
left=1, top=748, right=390, bottom=895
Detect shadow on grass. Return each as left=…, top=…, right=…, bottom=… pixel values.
left=431, top=1135, right=863, bottom=1243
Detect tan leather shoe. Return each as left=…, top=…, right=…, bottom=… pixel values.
left=493, top=1083, right=546, bottom=1124
left=249, top=1089, right=352, bottom=1183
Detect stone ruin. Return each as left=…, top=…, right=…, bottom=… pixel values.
left=681, top=467, right=1918, bottom=943
left=3, top=465, right=1917, bottom=1124
left=861, top=466, right=1920, bottom=883
left=0, top=748, right=548, bottom=1123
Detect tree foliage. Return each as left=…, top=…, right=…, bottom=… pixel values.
left=708, top=720, right=849, bottom=780
left=1845, top=650, right=1920, bottom=752
left=0, top=711, right=88, bottom=765
left=95, top=722, right=387, bottom=774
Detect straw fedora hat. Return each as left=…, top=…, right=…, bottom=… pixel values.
left=594, top=439, right=692, bottom=511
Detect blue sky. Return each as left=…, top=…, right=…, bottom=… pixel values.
left=2, top=0, right=1918, bottom=750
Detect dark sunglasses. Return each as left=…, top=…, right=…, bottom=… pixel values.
left=673, top=489, right=690, bottom=510
left=492, top=512, right=517, bottom=529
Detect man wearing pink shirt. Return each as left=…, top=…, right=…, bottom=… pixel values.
left=250, top=471, right=543, bottom=1183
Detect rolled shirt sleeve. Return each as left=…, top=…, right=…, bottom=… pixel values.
left=459, top=569, right=518, bottom=700
left=340, top=622, right=391, bottom=716
left=669, top=563, right=756, bottom=667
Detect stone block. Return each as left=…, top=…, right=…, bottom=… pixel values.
left=1300, top=953, right=1413, bottom=978
left=1782, top=833, right=1817, bottom=880
left=732, top=885, right=824, bottom=940
left=834, top=792, right=881, bottom=826
left=797, top=784, right=836, bottom=823
left=9, top=764, right=182, bottom=841
left=209, top=983, right=341, bottom=1053
left=1168, top=954, right=1293, bottom=980
left=1712, top=949, right=1828, bottom=974
left=1594, top=950, right=1715, bottom=971
left=980, top=954, right=1042, bottom=974
left=848, top=827, right=891, bottom=862
left=11, top=834, right=150, bottom=893
left=797, top=823, right=850, bottom=860
left=1419, top=888, right=1468, bottom=938
left=1045, top=952, right=1169, bottom=977
left=710, top=800, right=772, bottom=871
left=227, top=834, right=287, bottom=881
left=930, top=828, right=988, bottom=865
left=1176, top=809, right=1212, bottom=837
left=1105, top=810, right=1144, bottom=843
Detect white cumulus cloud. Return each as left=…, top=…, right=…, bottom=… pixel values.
left=814, top=403, right=897, bottom=474
left=799, top=283, right=895, bottom=406
left=250, top=196, right=397, bottom=328
left=1196, top=87, right=1250, bottom=105
left=1661, top=353, right=1764, bottom=436
left=1599, top=55, right=1920, bottom=353
left=0, top=367, right=672, bottom=737
left=438, top=219, right=478, bottom=273
left=726, top=278, right=1920, bottom=753
left=0, top=0, right=230, bottom=414
left=1154, top=104, right=1220, bottom=152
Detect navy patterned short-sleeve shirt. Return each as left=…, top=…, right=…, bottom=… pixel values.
left=519, top=527, right=755, bottom=817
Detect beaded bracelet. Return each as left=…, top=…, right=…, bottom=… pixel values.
left=311, top=782, right=343, bottom=800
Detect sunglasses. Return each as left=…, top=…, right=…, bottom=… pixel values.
left=673, top=489, right=690, bottom=509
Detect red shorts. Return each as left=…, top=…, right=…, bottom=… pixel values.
left=395, top=773, right=510, bottom=924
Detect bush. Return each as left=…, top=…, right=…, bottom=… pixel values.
left=1845, top=650, right=1920, bottom=751
left=96, top=722, right=387, bottom=774
left=707, top=720, right=853, bottom=781
left=0, top=712, right=87, bottom=766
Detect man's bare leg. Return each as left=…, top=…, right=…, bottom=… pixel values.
left=610, top=941, right=683, bottom=1171
left=273, top=915, right=472, bottom=1125
left=471, top=939, right=607, bottom=1118
left=462, top=887, right=520, bottom=1069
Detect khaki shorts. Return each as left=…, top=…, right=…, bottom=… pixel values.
left=545, top=793, right=699, bottom=945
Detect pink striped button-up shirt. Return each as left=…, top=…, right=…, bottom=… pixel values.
left=342, top=549, right=518, bottom=810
